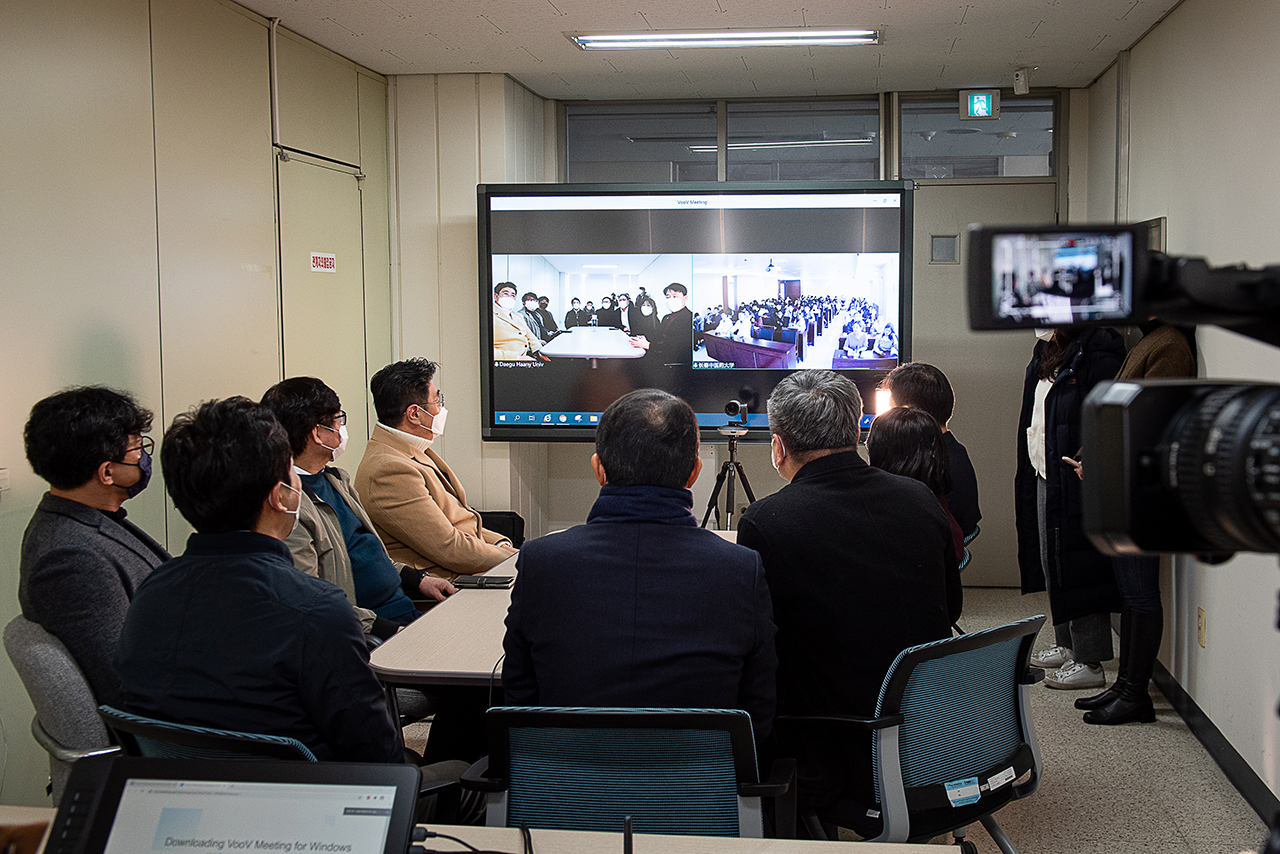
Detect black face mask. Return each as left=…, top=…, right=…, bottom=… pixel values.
left=115, top=449, right=153, bottom=498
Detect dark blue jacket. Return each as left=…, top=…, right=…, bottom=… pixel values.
left=1015, top=327, right=1125, bottom=623
left=502, top=485, right=777, bottom=740
left=115, top=531, right=401, bottom=762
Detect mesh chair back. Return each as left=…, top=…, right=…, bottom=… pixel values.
left=99, top=706, right=317, bottom=762
left=873, top=616, right=1042, bottom=807
left=4, top=616, right=113, bottom=801
left=490, top=707, right=755, bottom=837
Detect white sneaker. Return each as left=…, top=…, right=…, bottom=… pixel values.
left=1029, top=645, right=1073, bottom=669
left=1044, top=661, right=1106, bottom=690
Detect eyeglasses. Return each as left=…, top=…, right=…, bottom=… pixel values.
left=126, top=436, right=155, bottom=456
left=427, top=390, right=444, bottom=409
left=334, top=410, right=347, bottom=426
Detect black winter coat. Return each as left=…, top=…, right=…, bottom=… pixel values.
left=1015, top=327, right=1125, bottom=623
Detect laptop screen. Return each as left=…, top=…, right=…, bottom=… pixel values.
left=104, top=778, right=399, bottom=854
left=52, top=757, right=420, bottom=854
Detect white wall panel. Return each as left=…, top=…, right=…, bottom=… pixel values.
left=0, top=0, right=162, bottom=806
left=1122, top=0, right=1280, bottom=797
left=276, top=32, right=361, bottom=165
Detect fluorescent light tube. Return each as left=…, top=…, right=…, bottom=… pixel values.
left=688, top=138, right=875, bottom=153
left=571, top=29, right=879, bottom=50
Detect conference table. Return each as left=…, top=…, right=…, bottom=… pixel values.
left=538, top=326, right=646, bottom=367
left=369, top=531, right=740, bottom=686
left=415, top=825, right=937, bottom=853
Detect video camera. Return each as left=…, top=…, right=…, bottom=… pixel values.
left=966, top=223, right=1280, bottom=560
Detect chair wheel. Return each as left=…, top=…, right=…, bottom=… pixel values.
left=956, top=841, right=978, bottom=854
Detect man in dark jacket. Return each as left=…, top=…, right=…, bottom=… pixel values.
left=19, top=387, right=170, bottom=707
left=738, top=370, right=959, bottom=835
left=1015, top=326, right=1125, bottom=689
left=502, top=389, right=777, bottom=742
left=115, top=397, right=403, bottom=762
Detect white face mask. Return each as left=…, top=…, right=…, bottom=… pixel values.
left=641, top=305, right=654, bottom=316
left=498, top=295, right=517, bottom=311
left=524, top=300, right=539, bottom=311
left=318, top=422, right=348, bottom=461
left=666, top=296, right=684, bottom=312
left=278, top=481, right=301, bottom=534
left=771, top=435, right=786, bottom=477
left=1035, top=328, right=1056, bottom=342
left=430, top=406, right=448, bottom=436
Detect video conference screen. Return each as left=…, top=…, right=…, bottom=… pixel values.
left=478, top=182, right=914, bottom=441
left=987, top=231, right=1134, bottom=326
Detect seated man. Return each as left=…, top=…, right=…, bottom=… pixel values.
left=737, top=370, right=960, bottom=834
left=517, top=291, right=550, bottom=343
left=115, top=397, right=401, bottom=761
left=261, top=377, right=455, bottom=630
left=502, top=389, right=776, bottom=741
left=356, top=358, right=517, bottom=580
left=19, top=386, right=171, bottom=706
left=492, top=282, right=543, bottom=360
left=881, top=361, right=981, bottom=539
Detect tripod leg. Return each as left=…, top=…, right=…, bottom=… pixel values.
left=700, top=462, right=731, bottom=528
left=734, top=462, right=757, bottom=505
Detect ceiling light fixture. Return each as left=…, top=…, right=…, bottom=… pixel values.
left=570, top=29, right=879, bottom=51
left=688, top=137, right=875, bottom=152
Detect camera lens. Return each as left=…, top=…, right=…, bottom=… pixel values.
left=1161, top=385, right=1280, bottom=553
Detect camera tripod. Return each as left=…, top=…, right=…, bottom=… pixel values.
left=700, top=424, right=756, bottom=531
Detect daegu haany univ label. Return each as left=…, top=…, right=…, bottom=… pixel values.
left=311, top=253, right=336, bottom=273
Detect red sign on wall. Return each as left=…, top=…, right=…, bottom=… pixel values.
left=310, top=253, right=336, bottom=273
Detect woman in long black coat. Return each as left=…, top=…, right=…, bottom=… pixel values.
left=1014, top=325, right=1125, bottom=689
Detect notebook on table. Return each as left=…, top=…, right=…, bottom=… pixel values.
left=48, top=756, right=420, bottom=854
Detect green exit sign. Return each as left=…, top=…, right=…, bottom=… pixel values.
left=959, top=90, right=1001, bottom=120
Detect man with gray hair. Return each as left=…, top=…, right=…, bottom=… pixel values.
left=737, top=369, right=960, bottom=837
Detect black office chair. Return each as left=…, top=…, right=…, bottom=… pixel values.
left=777, top=615, right=1046, bottom=852
left=98, top=706, right=318, bottom=761
left=461, top=707, right=795, bottom=838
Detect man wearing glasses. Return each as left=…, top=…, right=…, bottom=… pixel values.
left=19, top=386, right=170, bottom=706
left=261, top=377, right=456, bottom=631
left=356, top=358, right=517, bottom=581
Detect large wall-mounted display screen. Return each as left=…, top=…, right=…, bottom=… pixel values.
left=479, top=181, right=914, bottom=442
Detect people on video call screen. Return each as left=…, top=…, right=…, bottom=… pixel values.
left=991, top=232, right=1133, bottom=324
left=491, top=252, right=899, bottom=371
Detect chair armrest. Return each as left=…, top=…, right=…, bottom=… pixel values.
left=459, top=756, right=507, bottom=793
left=31, top=718, right=120, bottom=764
left=739, top=757, right=794, bottom=798
left=1020, top=668, right=1045, bottom=685
left=775, top=712, right=904, bottom=731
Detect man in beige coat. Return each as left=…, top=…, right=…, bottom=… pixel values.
left=261, top=377, right=455, bottom=632
left=356, top=358, right=518, bottom=581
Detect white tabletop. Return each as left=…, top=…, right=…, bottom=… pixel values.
left=369, top=552, right=518, bottom=686
left=539, top=326, right=646, bottom=360
left=416, top=825, right=936, bottom=853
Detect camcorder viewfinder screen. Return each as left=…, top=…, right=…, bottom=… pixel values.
left=986, top=230, right=1135, bottom=327
left=479, top=182, right=914, bottom=441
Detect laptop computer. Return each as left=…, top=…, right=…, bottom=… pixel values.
left=47, top=756, right=421, bottom=854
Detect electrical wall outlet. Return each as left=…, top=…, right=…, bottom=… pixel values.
left=1197, top=607, right=1207, bottom=648
left=0, top=467, right=10, bottom=492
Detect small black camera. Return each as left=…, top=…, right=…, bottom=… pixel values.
left=966, top=222, right=1280, bottom=558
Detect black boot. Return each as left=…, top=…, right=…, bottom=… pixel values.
left=1077, top=606, right=1131, bottom=711
left=1084, top=608, right=1161, bottom=725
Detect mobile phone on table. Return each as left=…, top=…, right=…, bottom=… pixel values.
left=454, top=574, right=514, bottom=589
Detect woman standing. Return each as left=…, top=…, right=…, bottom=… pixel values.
left=1015, top=326, right=1125, bottom=689
left=1076, top=320, right=1195, bottom=723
